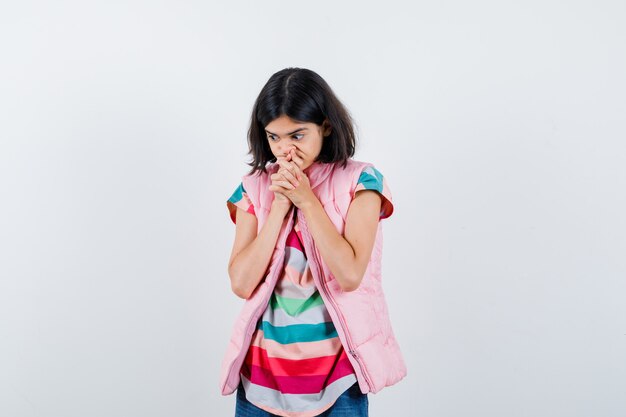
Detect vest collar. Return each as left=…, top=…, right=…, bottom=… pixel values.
left=303, top=160, right=334, bottom=189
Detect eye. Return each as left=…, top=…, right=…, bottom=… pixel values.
left=267, top=135, right=278, bottom=142
left=292, top=134, right=303, bottom=140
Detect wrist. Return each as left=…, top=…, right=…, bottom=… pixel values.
left=271, top=200, right=292, bottom=216
left=298, top=197, right=319, bottom=215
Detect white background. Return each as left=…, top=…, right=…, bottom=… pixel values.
left=1, top=1, right=625, bottom=416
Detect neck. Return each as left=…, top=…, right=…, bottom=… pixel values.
left=304, top=160, right=321, bottom=173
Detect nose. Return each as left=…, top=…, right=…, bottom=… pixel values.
left=279, top=144, right=296, bottom=157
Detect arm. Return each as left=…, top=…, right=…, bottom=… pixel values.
left=228, top=201, right=291, bottom=299
left=299, top=190, right=382, bottom=292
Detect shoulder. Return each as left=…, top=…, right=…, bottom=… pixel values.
left=334, top=159, right=385, bottom=188
left=241, top=163, right=279, bottom=186
left=226, top=165, right=278, bottom=223
left=226, top=180, right=257, bottom=224
left=327, top=159, right=373, bottom=185
left=350, top=160, right=395, bottom=220
left=337, top=158, right=374, bottom=172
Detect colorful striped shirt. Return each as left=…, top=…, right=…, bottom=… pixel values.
left=226, top=166, right=393, bottom=416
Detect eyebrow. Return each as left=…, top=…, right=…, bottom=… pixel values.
left=265, top=127, right=308, bottom=136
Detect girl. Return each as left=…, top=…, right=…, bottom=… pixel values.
left=222, top=68, right=407, bottom=417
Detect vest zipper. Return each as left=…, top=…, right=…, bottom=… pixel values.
left=225, top=206, right=295, bottom=389
left=296, top=209, right=373, bottom=393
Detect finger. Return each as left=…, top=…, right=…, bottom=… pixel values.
left=286, top=154, right=303, bottom=180
left=286, top=148, right=303, bottom=169
left=272, top=168, right=296, bottom=182
left=278, top=168, right=300, bottom=187
left=269, top=185, right=287, bottom=193
left=269, top=184, right=291, bottom=194
left=273, top=178, right=295, bottom=190
left=279, top=149, right=294, bottom=161
left=276, top=158, right=293, bottom=168
left=290, top=149, right=305, bottom=170
left=276, top=159, right=298, bottom=177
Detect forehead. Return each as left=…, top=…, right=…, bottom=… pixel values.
left=265, top=116, right=313, bottom=134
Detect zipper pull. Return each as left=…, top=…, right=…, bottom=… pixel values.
left=349, top=349, right=358, bottom=359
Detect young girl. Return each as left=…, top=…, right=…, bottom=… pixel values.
left=221, top=68, right=407, bottom=417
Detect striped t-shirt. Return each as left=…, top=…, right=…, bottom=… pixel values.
left=226, top=165, right=393, bottom=417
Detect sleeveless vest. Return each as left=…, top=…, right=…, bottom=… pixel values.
left=219, top=158, right=407, bottom=395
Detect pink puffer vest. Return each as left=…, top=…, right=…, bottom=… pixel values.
left=219, top=158, right=407, bottom=395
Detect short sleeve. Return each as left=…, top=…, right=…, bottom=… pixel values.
left=226, top=182, right=256, bottom=224
left=354, top=166, right=394, bottom=220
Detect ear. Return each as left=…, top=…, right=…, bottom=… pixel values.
left=322, top=119, right=332, bottom=137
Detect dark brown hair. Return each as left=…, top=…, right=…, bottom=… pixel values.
left=245, top=68, right=357, bottom=175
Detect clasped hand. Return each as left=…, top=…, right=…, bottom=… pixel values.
left=269, top=148, right=316, bottom=209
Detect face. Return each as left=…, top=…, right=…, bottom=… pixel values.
left=264, top=114, right=332, bottom=171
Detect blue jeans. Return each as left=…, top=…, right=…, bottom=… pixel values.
left=235, top=380, right=369, bottom=417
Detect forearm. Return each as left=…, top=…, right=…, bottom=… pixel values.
left=299, top=199, right=358, bottom=291
left=230, top=203, right=290, bottom=299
